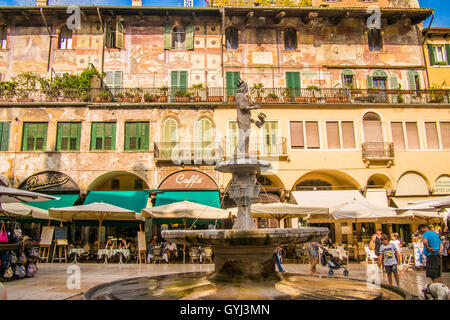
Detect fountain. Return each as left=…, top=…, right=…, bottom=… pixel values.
left=85, top=81, right=406, bottom=300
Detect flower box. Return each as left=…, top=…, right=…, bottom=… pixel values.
left=283, top=96, right=292, bottom=102
left=294, top=97, right=309, bottom=103
left=159, top=96, right=168, bottom=102
left=175, top=96, right=190, bottom=102
left=208, top=96, right=223, bottom=102
left=193, top=96, right=202, bottom=102
left=264, top=97, right=279, bottom=103
left=254, top=97, right=263, bottom=103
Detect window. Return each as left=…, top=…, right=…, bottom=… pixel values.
left=391, top=122, right=405, bottom=150
left=162, top=118, right=179, bottom=158
left=111, top=179, right=120, bottom=190
left=342, top=122, right=356, bottom=149
left=226, top=27, right=238, bottom=50
left=290, top=121, right=304, bottom=149
left=0, top=122, right=10, bottom=151
left=427, top=44, right=450, bottom=66
left=105, top=71, right=122, bottom=95
left=284, top=28, right=297, bottom=50
left=305, top=121, right=320, bottom=149
left=363, top=112, right=383, bottom=143
left=263, top=121, right=279, bottom=155
left=170, top=70, right=188, bottom=102
left=440, top=122, right=450, bottom=149
left=58, top=27, right=72, bottom=50
left=405, top=122, right=420, bottom=149
left=22, top=123, right=48, bottom=151
left=134, top=178, right=143, bottom=190
left=56, top=122, right=81, bottom=151
left=172, top=26, right=186, bottom=50
left=326, top=122, right=340, bottom=149
left=368, top=29, right=382, bottom=51
left=226, top=71, right=240, bottom=98
left=196, top=118, right=214, bottom=159
left=91, top=122, right=116, bottom=151
left=125, top=122, right=149, bottom=151
left=286, top=72, right=301, bottom=96
left=342, top=70, right=355, bottom=88
left=164, top=23, right=194, bottom=50
left=0, top=26, right=7, bottom=49
left=105, top=21, right=124, bottom=49
left=425, top=122, right=439, bottom=149
left=407, top=70, right=421, bottom=92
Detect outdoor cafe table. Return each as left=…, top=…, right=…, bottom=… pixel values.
left=68, top=248, right=87, bottom=263
left=97, top=248, right=130, bottom=264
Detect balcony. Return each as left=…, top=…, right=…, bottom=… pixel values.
left=222, top=137, right=288, bottom=160
left=154, top=142, right=222, bottom=165
left=2, top=87, right=449, bottom=105
left=362, top=142, right=394, bottom=167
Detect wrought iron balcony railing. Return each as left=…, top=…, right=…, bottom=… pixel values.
left=1, top=87, right=449, bottom=105
left=362, top=142, right=395, bottom=161
left=222, top=137, right=288, bottom=158
left=154, top=142, right=222, bottom=165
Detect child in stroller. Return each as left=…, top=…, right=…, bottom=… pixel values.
left=321, top=247, right=349, bottom=277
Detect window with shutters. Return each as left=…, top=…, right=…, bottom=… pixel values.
left=440, top=122, right=450, bottom=149
left=425, top=122, right=440, bottom=149
left=0, top=26, right=8, bottom=49
left=226, top=71, right=240, bottom=97
left=390, top=122, right=405, bottom=150
left=196, top=118, right=214, bottom=159
left=326, top=122, right=340, bottom=149
left=434, top=45, right=447, bottom=63
left=285, top=72, right=301, bottom=96
left=342, top=70, right=355, bottom=88
left=284, top=28, right=297, bottom=50
left=405, top=122, right=420, bottom=149
left=407, top=70, right=421, bottom=92
left=368, top=29, right=382, bottom=51
left=171, top=70, right=188, bottom=102
left=0, top=122, right=10, bottom=151
left=105, top=71, right=122, bottom=95
left=305, top=121, right=320, bottom=149
left=262, top=121, right=279, bottom=155
left=172, top=26, right=186, bottom=50
left=225, top=27, right=238, bottom=50
left=105, top=21, right=124, bottom=49
left=162, top=118, right=179, bottom=158
left=58, top=27, right=72, bottom=50
left=164, top=23, right=193, bottom=50
left=22, top=123, right=48, bottom=151
left=91, top=122, right=116, bottom=151
left=125, top=122, right=149, bottom=151
left=290, top=121, right=304, bottom=149
left=56, top=122, right=81, bottom=151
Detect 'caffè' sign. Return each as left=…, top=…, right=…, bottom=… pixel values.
left=159, top=170, right=218, bottom=191
left=19, top=171, right=80, bottom=193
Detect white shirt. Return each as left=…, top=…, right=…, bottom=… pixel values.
left=390, top=240, right=402, bottom=253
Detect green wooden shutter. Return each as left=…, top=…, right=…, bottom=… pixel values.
left=164, top=24, right=172, bottom=50
left=428, top=44, right=436, bottom=66
left=111, top=123, right=116, bottom=150
left=104, top=22, right=109, bottom=47
left=0, top=122, right=9, bottom=151
left=76, top=123, right=81, bottom=151
left=22, top=123, right=29, bottom=151
left=41, top=123, right=48, bottom=151
left=56, top=123, right=63, bottom=150
left=366, top=75, right=373, bottom=89
left=286, top=72, right=301, bottom=96
left=143, top=122, right=149, bottom=150
left=115, top=21, right=124, bottom=49
left=179, top=71, right=188, bottom=90
left=226, top=71, right=240, bottom=97
left=446, top=44, right=450, bottom=65
left=91, top=123, right=97, bottom=150
left=114, top=71, right=122, bottom=89
left=105, top=71, right=114, bottom=88
left=407, top=71, right=416, bottom=91
left=186, top=23, right=194, bottom=50
left=390, top=75, right=399, bottom=89
left=124, top=122, right=129, bottom=150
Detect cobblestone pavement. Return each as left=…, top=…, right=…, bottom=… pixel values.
left=3, top=262, right=449, bottom=300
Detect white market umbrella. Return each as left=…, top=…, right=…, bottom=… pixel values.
left=0, top=186, right=60, bottom=203
left=396, top=195, right=450, bottom=213
left=142, top=200, right=230, bottom=221
left=49, top=202, right=142, bottom=250
left=1, top=202, right=66, bottom=221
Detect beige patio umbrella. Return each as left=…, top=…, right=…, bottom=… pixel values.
left=229, top=202, right=329, bottom=227
left=49, top=202, right=142, bottom=250
left=1, top=202, right=67, bottom=221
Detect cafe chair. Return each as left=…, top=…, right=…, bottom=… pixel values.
left=189, top=247, right=201, bottom=264
left=364, top=246, right=378, bottom=264
left=202, top=248, right=213, bottom=264
left=151, top=248, right=164, bottom=264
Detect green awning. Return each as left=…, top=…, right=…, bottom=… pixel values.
left=25, top=194, right=79, bottom=210
left=85, top=191, right=150, bottom=213
left=155, top=191, right=221, bottom=208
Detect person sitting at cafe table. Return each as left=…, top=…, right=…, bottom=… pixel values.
left=119, top=238, right=131, bottom=249
left=105, top=238, right=116, bottom=249
left=165, top=242, right=178, bottom=261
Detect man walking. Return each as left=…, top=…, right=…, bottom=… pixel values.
left=418, top=224, right=444, bottom=283
left=380, top=234, right=401, bottom=288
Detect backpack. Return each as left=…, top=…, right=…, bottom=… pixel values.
left=3, top=266, right=13, bottom=279
left=14, top=265, right=26, bottom=279
left=26, top=263, right=37, bottom=277
left=18, top=252, right=27, bottom=265
left=27, top=249, right=40, bottom=263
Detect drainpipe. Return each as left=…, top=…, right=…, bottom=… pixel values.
left=221, top=7, right=225, bottom=99
left=40, top=8, right=54, bottom=73
left=422, top=12, right=435, bottom=89
left=97, top=7, right=105, bottom=77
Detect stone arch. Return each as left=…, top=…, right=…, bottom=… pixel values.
left=366, top=173, right=392, bottom=189
left=395, top=171, right=430, bottom=196
left=87, top=171, right=150, bottom=191
left=292, top=170, right=361, bottom=191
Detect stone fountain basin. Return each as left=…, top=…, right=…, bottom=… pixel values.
left=162, top=227, right=329, bottom=247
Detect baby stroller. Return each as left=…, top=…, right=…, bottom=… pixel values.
left=321, top=248, right=349, bottom=277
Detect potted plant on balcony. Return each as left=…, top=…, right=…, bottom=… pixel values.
left=191, top=83, right=203, bottom=102
left=143, top=93, right=158, bottom=102
left=307, top=85, right=321, bottom=103
left=159, top=85, right=169, bottom=102
left=175, top=89, right=192, bottom=102
left=349, top=83, right=362, bottom=94
left=208, top=94, right=223, bottom=102
left=251, top=83, right=264, bottom=103
left=282, top=88, right=293, bottom=102
left=124, top=91, right=136, bottom=103
left=132, top=88, right=143, bottom=103
left=95, top=90, right=113, bottom=103
left=0, top=81, right=17, bottom=102
left=265, top=93, right=279, bottom=103
left=227, top=94, right=235, bottom=103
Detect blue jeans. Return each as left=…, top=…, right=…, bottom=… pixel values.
left=275, top=253, right=285, bottom=272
